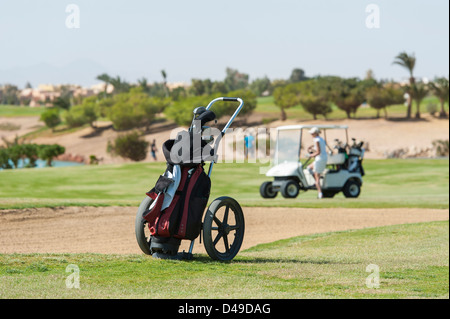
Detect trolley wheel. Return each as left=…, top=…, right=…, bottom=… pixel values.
left=260, top=181, right=278, bottom=198
left=135, top=196, right=153, bottom=255
left=203, top=197, right=245, bottom=261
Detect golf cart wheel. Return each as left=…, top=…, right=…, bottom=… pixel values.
left=260, top=181, right=278, bottom=198
left=203, top=197, right=245, bottom=261
left=135, top=196, right=153, bottom=255
left=343, top=180, right=361, bottom=198
left=281, top=180, right=300, bottom=198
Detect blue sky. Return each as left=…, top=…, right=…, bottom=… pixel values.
left=0, top=0, right=448, bottom=87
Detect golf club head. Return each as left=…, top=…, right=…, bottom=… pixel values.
left=193, top=106, right=207, bottom=118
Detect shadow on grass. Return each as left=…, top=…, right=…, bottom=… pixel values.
left=190, top=255, right=355, bottom=265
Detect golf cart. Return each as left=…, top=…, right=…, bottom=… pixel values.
left=260, top=125, right=365, bottom=199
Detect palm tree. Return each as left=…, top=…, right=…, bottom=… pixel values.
left=392, top=52, right=416, bottom=118
left=137, top=77, right=149, bottom=93
left=429, top=77, right=449, bottom=118
left=410, top=82, right=429, bottom=119
left=96, top=73, right=112, bottom=97
left=109, top=76, right=130, bottom=94
left=161, top=69, right=169, bottom=97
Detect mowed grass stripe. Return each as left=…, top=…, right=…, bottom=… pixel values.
left=1, top=159, right=448, bottom=209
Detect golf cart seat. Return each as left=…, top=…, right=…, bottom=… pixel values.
left=327, top=153, right=346, bottom=166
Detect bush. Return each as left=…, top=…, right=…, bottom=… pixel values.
left=432, top=139, right=449, bottom=157
left=107, top=132, right=149, bottom=161
left=40, top=108, right=61, bottom=131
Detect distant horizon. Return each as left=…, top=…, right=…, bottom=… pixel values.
left=0, top=57, right=443, bottom=90
left=1, top=0, right=448, bottom=88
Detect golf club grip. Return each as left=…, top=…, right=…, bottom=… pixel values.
left=222, top=97, right=239, bottom=102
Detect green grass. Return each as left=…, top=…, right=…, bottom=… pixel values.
left=0, top=159, right=448, bottom=209
left=0, top=105, right=45, bottom=117
left=0, top=221, right=447, bottom=298
left=256, top=96, right=450, bottom=121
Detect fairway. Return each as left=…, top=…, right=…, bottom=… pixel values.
left=0, top=159, right=448, bottom=209
left=0, top=221, right=448, bottom=298
left=1, top=158, right=448, bottom=299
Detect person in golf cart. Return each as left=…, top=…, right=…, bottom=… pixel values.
left=306, top=127, right=328, bottom=199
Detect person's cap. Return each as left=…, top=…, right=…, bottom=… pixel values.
left=309, top=127, right=320, bottom=135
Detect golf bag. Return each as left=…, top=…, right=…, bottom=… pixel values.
left=143, top=164, right=211, bottom=241
left=142, top=110, right=215, bottom=255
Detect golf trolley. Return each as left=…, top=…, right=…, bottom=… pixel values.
left=135, top=97, right=245, bottom=261
left=260, top=125, right=365, bottom=199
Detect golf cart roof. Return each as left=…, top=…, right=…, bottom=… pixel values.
left=276, top=124, right=348, bottom=131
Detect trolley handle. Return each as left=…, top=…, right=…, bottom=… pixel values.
left=222, top=97, right=239, bottom=102
left=206, top=97, right=244, bottom=135
left=205, top=97, right=244, bottom=177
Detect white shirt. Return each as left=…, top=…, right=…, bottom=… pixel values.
left=314, top=136, right=328, bottom=162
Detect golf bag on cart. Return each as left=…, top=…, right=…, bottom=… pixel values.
left=136, top=97, right=246, bottom=261
left=142, top=109, right=216, bottom=257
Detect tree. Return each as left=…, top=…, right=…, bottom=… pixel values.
left=107, top=132, right=149, bottom=161
left=109, top=75, right=130, bottom=94
left=0, top=84, right=20, bottom=105
left=40, top=108, right=61, bottom=132
left=64, top=96, right=99, bottom=128
left=7, top=144, right=22, bottom=168
left=273, top=84, right=299, bottom=121
left=299, top=94, right=332, bottom=120
left=366, top=85, right=404, bottom=118
left=296, top=80, right=332, bottom=119
left=21, top=144, right=39, bottom=167
left=410, top=82, right=429, bottom=119
left=365, top=69, right=375, bottom=80
left=190, top=79, right=208, bottom=96
left=37, top=144, right=65, bottom=167
left=165, top=95, right=212, bottom=126
left=170, top=86, right=187, bottom=101
left=0, top=148, right=12, bottom=169
left=211, top=81, right=228, bottom=95
left=429, top=77, right=449, bottom=118
left=52, top=96, right=71, bottom=110
left=224, top=68, right=249, bottom=92
left=331, top=78, right=365, bottom=119
left=137, top=77, right=150, bottom=94
left=161, top=69, right=169, bottom=97
left=217, top=89, right=257, bottom=118
left=392, top=52, right=416, bottom=118
left=108, top=88, right=169, bottom=130
left=289, top=68, right=308, bottom=83
left=249, top=76, right=271, bottom=96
